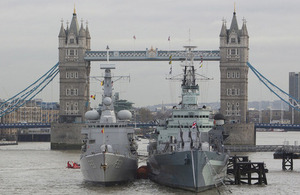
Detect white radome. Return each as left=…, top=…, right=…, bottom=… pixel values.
left=85, top=110, right=100, bottom=120
left=103, top=97, right=112, bottom=106
left=117, top=110, right=132, bottom=120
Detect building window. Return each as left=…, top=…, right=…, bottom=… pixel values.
left=67, top=49, right=78, bottom=56
left=227, top=71, right=240, bottom=78
left=69, top=50, right=75, bottom=56
left=227, top=89, right=231, bottom=96
left=70, top=39, right=74, bottom=44
left=65, top=101, right=79, bottom=115
left=231, top=38, right=236, bottom=43
left=232, top=89, right=235, bottom=96
left=66, top=71, right=78, bottom=79
left=66, top=88, right=78, bottom=96
left=231, top=49, right=237, bottom=55
left=227, top=49, right=239, bottom=55
left=227, top=88, right=240, bottom=96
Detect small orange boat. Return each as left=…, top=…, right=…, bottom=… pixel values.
left=67, top=161, right=80, bottom=169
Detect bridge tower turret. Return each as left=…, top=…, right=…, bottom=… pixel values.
left=51, top=8, right=91, bottom=149
left=219, top=10, right=249, bottom=124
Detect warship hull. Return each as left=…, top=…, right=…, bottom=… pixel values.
left=81, top=153, right=138, bottom=184
left=147, top=150, right=229, bottom=192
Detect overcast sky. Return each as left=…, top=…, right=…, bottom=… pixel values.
left=0, top=0, right=299, bottom=108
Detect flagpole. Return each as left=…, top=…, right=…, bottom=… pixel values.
left=133, top=35, right=136, bottom=53
left=168, top=36, right=171, bottom=51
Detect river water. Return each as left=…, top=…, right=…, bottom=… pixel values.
left=1, top=132, right=300, bottom=194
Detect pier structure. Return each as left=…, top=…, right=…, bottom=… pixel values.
left=273, top=147, right=300, bottom=170
left=225, top=144, right=300, bottom=152
left=227, top=155, right=268, bottom=185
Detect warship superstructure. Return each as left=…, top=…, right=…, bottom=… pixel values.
left=80, top=63, right=138, bottom=184
left=147, top=46, right=229, bottom=192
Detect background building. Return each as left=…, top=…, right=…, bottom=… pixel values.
left=289, top=72, right=300, bottom=106
left=0, top=99, right=59, bottom=140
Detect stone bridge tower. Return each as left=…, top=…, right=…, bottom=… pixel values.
left=51, top=9, right=91, bottom=149
left=219, top=11, right=255, bottom=145
left=220, top=10, right=249, bottom=124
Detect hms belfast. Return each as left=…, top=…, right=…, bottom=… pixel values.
left=147, top=46, right=229, bottom=192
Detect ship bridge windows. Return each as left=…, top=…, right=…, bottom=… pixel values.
left=92, top=124, right=127, bottom=128
left=89, top=139, right=95, bottom=144
left=168, top=125, right=213, bottom=129
left=173, top=115, right=209, bottom=118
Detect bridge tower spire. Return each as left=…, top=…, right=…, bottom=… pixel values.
left=52, top=9, right=91, bottom=150
left=219, top=10, right=249, bottom=124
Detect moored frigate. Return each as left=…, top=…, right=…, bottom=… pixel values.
left=147, top=46, right=229, bottom=192
left=80, top=63, right=138, bottom=184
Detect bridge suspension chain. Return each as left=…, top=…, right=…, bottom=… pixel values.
left=247, top=62, right=300, bottom=111
left=0, top=63, right=59, bottom=118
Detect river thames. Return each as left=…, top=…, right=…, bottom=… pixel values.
left=1, top=132, right=300, bottom=194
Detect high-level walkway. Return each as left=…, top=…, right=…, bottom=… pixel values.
left=84, top=49, right=220, bottom=61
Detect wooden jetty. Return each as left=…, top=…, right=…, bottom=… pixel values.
left=0, top=140, right=18, bottom=146
left=225, top=145, right=300, bottom=152
left=227, top=155, right=268, bottom=185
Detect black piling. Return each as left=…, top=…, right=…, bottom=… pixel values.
left=282, top=153, right=293, bottom=171
left=274, top=150, right=300, bottom=171
left=227, top=155, right=268, bottom=185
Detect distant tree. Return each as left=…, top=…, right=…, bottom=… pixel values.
left=137, top=108, right=153, bottom=123
left=153, top=110, right=172, bottom=121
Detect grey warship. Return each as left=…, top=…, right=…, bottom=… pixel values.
left=147, top=46, right=229, bottom=192
left=80, top=63, right=138, bottom=184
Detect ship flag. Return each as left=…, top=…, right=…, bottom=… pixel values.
left=192, top=121, right=197, bottom=129
left=133, top=35, right=136, bottom=40
left=101, top=80, right=104, bottom=86
left=169, top=55, right=172, bottom=65
left=169, top=65, right=172, bottom=74
left=90, top=95, right=96, bottom=100
left=168, top=36, right=170, bottom=41
left=199, top=55, right=203, bottom=68
left=101, top=128, right=104, bottom=134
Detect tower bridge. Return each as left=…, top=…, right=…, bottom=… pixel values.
left=50, top=8, right=254, bottom=150
left=0, top=8, right=256, bottom=149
